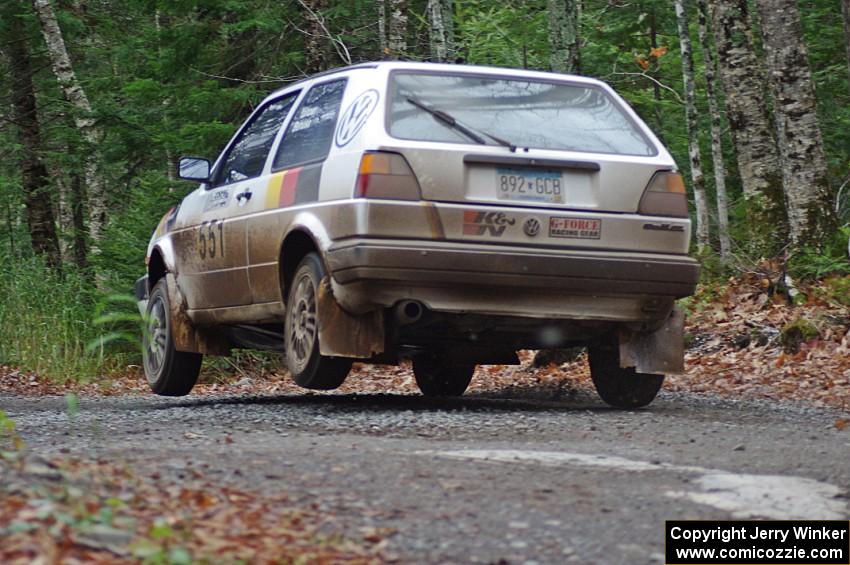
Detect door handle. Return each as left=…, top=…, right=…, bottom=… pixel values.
left=236, top=190, right=252, bottom=204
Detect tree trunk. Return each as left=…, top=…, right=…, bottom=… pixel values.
left=842, top=0, right=850, bottom=93
left=32, top=0, right=108, bottom=256
left=674, top=0, right=710, bottom=254
left=709, top=0, right=785, bottom=249
left=3, top=11, right=61, bottom=268
left=377, top=0, right=388, bottom=56
left=441, top=0, right=454, bottom=60
left=427, top=0, right=448, bottom=62
left=754, top=0, right=834, bottom=248
left=696, top=0, right=731, bottom=262
left=4, top=197, right=15, bottom=259
left=547, top=0, right=580, bottom=73
left=387, top=0, right=408, bottom=59
left=70, top=172, right=88, bottom=269
left=54, top=164, right=75, bottom=265
left=302, top=0, right=330, bottom=73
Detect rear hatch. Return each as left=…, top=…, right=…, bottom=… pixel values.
left=383, top=70, right=668, bottom=214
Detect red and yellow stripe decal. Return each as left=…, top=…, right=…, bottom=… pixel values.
left=154, top=206, right=177, bottom=237
left=265, top=167, right=303, bottom=209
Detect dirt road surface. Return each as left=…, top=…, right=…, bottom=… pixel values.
left=2, top=387, right=849, bottom=563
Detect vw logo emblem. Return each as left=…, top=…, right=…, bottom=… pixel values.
left=335, top=89, right=379, bottom=148
left=523, top=218, right=541, bottom=237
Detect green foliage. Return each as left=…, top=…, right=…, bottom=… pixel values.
left=0, top=410, right=24, bottom=454
left=787, top=227, right=850, bottom=280
left=454, top=0, right=548, bottom=68
left=65, top=393, right=79, bottom=419
left=132, top=519, right=193, bottom=565
left=812, top=275, right=850, bottom=307
left=679, top=281, right=728, bottom=318
left=0, top=259, right=122, bottom=382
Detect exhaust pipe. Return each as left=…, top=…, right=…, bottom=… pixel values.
left=394, top=300, right=425, bottom=325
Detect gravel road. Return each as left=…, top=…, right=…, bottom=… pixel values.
left=2, top=387, right=849, bottom=564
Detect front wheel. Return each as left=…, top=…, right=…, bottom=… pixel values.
left=588, top=341, right=664, bottom=409
left=284, top=253, right=352, bottom=390
left=412, top=356, right=475, bottom=397
left=143, top=279, right=202, bottom=396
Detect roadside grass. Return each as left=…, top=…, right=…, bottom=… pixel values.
left=0, top=259, right=128, bottom=383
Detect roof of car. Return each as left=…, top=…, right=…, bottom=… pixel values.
left=265, top=61, right=601, bottom=100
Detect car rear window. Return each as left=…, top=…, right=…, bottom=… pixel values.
left=274, top=79, right=347, bottom=170
left=387, top=72, right=656, bottom=156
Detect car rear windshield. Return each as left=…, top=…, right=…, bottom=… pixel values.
left=387, top=72, right=656, bottom=156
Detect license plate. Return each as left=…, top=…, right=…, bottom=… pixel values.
left=496, top=167, right=563, bottom=204
left=549, top=217, right=601, bottom=239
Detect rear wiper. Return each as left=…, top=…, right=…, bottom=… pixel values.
left=406, top=96, right=517, bottom=152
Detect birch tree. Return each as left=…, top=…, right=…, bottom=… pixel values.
left=710, top=0, right=785, bottom=248
left=387, top=0, right=408, bottom=59
left=841, top=0, right=850, bottom=95
left=377, top=0, right=388, bottom=56
left=1, top=8, right=61, bottom=268
left=696, top=0, right=731, bottom=261
left=32, top=0, right=108, bottom=255
left=674, top=0, right=710, bottom=253
left=441, top=0, right=454, bottom=60
left=754, top=0, right=834, bottom=247
left=547, top=0, right=580, bottom=73
left=427, top=0, right=448, bottom=62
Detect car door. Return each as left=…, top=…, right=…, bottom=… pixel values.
left=173, top=96, right=296, bottom=310
left=238, top=79, right=348, bottom=305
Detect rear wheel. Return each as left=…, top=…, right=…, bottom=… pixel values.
left=588, top=340, right=664, bottom=409
left=285, top=253, right=352, bottom=390
left=143, top=279, right=202, bottom=396
left=412, top=356, right=475, bottom=397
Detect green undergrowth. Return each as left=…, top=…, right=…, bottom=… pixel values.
left=814, top=275, right=850, bottom=307
left=0, top=259, right=129, bottom=383
left=787, top=227, right=850, bottom=280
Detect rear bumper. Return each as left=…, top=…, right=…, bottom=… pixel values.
left=325, top=239, right=699, bottom=320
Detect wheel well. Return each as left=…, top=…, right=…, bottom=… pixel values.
left=280, top=231, right=319, bottom=299
left=148, top=249, right=167, bottom=288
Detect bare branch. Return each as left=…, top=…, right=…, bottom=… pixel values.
left=189, top=68, right=304, bottom=85
left=295, top=0, right=352, bottom=65
left=605, top=71, right=684, bottom=104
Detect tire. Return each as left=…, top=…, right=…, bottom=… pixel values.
left=588, top=340, right=664, bottom=409
left=143, top=279, right=202, bottom=396
left=412, top=356, right=475, bottom=397
left=284, top=253, right=352, bottom=390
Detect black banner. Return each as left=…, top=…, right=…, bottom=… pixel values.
left=666, top=521, right=850, bottom=564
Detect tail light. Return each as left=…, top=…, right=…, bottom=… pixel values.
left=638, top=171, right=689, bottom=218
left=356, top=151, right=422, bottom=200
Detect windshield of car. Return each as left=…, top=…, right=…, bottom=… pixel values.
left=387, top=72, right=656, bottom=156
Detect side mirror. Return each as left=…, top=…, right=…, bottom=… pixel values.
left=177, top=157, right=211, bottom=182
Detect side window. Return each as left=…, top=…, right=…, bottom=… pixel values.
left=273, top=79, right=347, bottom=171
left=213, top=93, right=298, bottom=187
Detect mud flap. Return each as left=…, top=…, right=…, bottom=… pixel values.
left=317, top=277, right=385, bottom=358
left=618, top=306, right=685, bottom=375
left=166, top=274, right=230, bottom=355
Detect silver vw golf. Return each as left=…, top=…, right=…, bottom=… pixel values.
left=135, top=62, right=699, bottom=407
